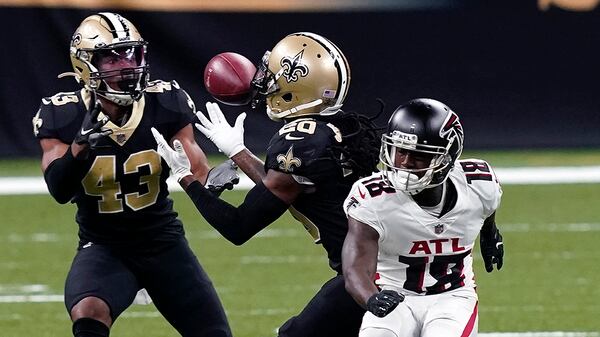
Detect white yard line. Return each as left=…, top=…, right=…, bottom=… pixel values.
left=0, top=294, right=63, bottom=303
left=1, top=166, right=600, bottom=195
left=1, top=223, right=599, bottom=244
left=240, top=255, right=325, bottom=264
left=500, top=223, right=600, bottom=232
left=496, top=166, right=600, bottom=184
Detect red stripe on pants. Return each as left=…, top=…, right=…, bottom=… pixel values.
left=460, top=301, right=478, bottom=337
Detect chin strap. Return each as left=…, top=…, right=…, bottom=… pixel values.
left=268, top=99, right=345, bottom=121
left=267, top=99, right=324, bottom=120
left=97, top=91, right=135, bottom=106
left=97, top=78, right=148, bottom=106
left=320, top=104, right=343, bottom=116
left=384, top=168, right=434, bottom=195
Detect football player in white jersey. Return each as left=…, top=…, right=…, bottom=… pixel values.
left=342, top=98, right=504, bottom=337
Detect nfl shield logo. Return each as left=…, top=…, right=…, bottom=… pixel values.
left=434, top=224, right=444, bottom=234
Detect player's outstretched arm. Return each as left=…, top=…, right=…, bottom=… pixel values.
left=170, top=124, right=211, bottom=184
left=479, top=212, right=504, bottom=272
left=196, top=102, right=267, bottom=183
left=152, top=127, right=291, bottom=245
left=230, top=149, right=267, bottom=183
left=151, top=127, right=193, bottom=182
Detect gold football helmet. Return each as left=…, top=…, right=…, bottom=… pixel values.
left=68, top=12, right=149, bottom=106
left=251, top=32, right=351, bottom=121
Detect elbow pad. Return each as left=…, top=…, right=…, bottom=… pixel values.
left=43, top=148, right=88, bottom=204
left=185, top=181, right=289, bottom=245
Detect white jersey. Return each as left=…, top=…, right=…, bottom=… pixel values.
left=344, top=159, right=502, bottom=296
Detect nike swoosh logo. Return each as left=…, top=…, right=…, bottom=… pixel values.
left=358, top=186, right=366, bottom=199
left=80, top=128, right=93, bottom=136
left=285, top=134, right=304, bottom=141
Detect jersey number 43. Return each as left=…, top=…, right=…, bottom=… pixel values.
left=82, top=150, right=162, bottom=213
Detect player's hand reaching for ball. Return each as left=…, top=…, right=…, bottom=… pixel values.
left=151, top=128, right=193, bottom=183
left=195, top=102, right=247, bottom=158
left=205, top=159, right=240, bottom=196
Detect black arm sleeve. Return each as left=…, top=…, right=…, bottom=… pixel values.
left=185, top=180, right=289, bottom=245
left=43, top=148, right=88, bottom=204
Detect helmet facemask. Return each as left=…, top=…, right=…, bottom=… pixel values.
left=379, top=130, right=453, bottom=194
left=84, top=42, right=149, bottom=106
left=250, top=51, right=282, bottom=119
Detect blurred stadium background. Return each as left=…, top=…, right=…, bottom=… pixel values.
left=0, top=0, right=599, bottom=336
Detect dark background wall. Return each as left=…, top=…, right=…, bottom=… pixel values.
left=1, top=1, right=599, bottom=157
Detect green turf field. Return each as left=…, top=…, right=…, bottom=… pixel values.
left=0, top=151, right=599, bottom=336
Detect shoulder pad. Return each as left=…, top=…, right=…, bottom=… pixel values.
left=147, top=80, right=196, bottom=114
left=265, top=119, right=342, bottom=181
left=343, top=173, right=388, bottom=238
left=275, top=118, right=340, bottom=142
left=456, top=158, right=502, bottom=217
left=34, top=91, right=84, bottom=140
left=353, top=173, right=396, bottom=200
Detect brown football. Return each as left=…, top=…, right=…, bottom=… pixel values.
left=203, top=52, right=256, bottom=106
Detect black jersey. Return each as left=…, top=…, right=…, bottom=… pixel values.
left=265, top=117, right=355, bottom=272
left=34, top=80, right=195, bottom=246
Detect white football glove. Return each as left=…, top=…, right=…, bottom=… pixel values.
left=195, top=102, right=246, bottom=158
left=150, top=127, right=192, bottom=182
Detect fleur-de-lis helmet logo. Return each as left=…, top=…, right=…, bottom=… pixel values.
left=280, top=50, right=309, bottom=83
left=277, top=146, right=302, bottom=172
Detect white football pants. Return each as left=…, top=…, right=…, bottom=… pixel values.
left=359, top=287, right=478, bottom=337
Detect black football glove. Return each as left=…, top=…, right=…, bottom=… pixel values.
left=206, top=159, right=240, bottom=196
left=480, top=227, right=504, bottom=272
left=74, top=95, right=112, bottom=147
left=366, top=290, right=405, bottom=318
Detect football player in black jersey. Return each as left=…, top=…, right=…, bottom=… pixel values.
left=152, top=32, right=381, bottom=337
left=33, top=12, right=234, bottom=337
